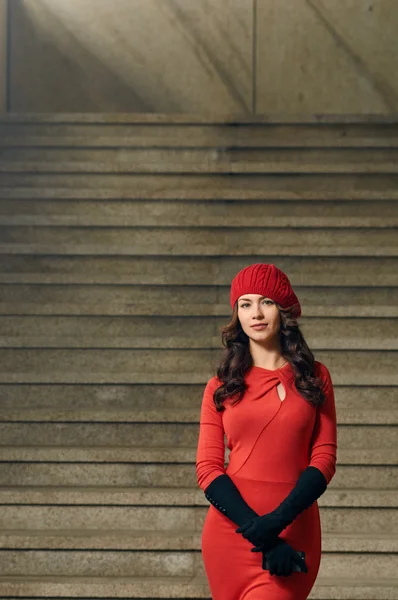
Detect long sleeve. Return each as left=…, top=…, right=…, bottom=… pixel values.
left=309, top=365, right=338, bottom=484
left=196, top=377, right=226, bottom=490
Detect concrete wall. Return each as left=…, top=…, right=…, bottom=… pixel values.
left=7, top=0, right=398, bottom=114
left=0, top=0, right=7, bottom=112
left=256, top=0, right=398, bottom=114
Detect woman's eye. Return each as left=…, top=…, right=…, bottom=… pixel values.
left=240, top=301, right=272, bottom=308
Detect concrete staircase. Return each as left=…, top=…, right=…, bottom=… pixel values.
left=0, top=113, right=397, bottom=599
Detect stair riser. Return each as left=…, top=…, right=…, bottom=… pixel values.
left=2, top=173, right=398, bottom=191
left=0, top=285, right=397, bottom=317
left=0, top=316, right=397, bottom=349
left=0, top=424, right=394, bottom=448
left=0, top=464, right=394, bottom=488
left=1, top=200, right=398, bottom=228
left=1, top=148, right=397, bottom=176
left=0, top=581, right=395, bottom=599
left=2, top=256, right=398, bottom=291
left=0, top=384, right=396, bottom=412
left=1, top=122, right=397, bottom=141
left=0, top=549, right=395, bottom=579
left=1, top=227, right=397, bottom=255
left=0, top=506, right=395, bottom=533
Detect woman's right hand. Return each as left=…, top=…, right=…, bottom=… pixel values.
left=262, top=539, right=308, bottom=576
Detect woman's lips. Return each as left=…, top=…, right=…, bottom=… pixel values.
left=251, top=324, right=268, bottom=330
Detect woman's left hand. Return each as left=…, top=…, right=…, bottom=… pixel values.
left=235, top=512, right=286, bottom=551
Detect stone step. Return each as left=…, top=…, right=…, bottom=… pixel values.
left=0, top=530, right=396, bottom=552
left=1, top=150, right=398, bottom=175
left=1, top=407, right=396, bottom=425
left=2, top=113, right=397, bottom=123
left=2, top=199, right=398, bottom=229
left=0, top=486, right=395, bottom=508
left=1, top=146, right=398, bottom=165
left=0, top=348, right=397, bottom=384
left=1, top=302, right=398, bottom=318
left=0, top=114, right=395, bottom=599
left=0, top=315, right=398, bottom=350
left=0, top=574, right=397, bottom=600
left=0, top=286, right=397, bottom=318
left=2, top=173, right=398, bottom=192
left=0, top=457, right=394, bottom=489
left=1, top=256, right=397, bottom=288
left=1, top=147, right=398, bottom=166
left=0, top=533, right=396, bottom=578
left=2, top=185, right=398, bottom=201
left=0, top=499, right=395, bottom=533
left=0, top=446, right=395, bottom=463
left=0, top=414, right=395, bottom=446
left=0, top=384, right=396, bottom=413
left=2, top=133, right=398, bottom=149
left=1, top=226, right=398, bottom=257
left=1, top=121, right=397, bottom=146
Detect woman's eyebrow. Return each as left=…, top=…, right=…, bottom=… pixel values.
left=239, top=296, right=269, bottom=301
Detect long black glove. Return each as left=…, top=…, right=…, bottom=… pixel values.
left=204, top=474, right=283, bottom=552
left=204, top=474, right=308, bottom=574
left=263, top=538, right=308, bottom=577
left=236, top=466, right=327, bottom=547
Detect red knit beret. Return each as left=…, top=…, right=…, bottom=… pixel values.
left=229, top=263, right=301, bottom=318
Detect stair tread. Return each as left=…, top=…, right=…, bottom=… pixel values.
left=3, top=135, right=398, bottom=150
left=1, top=304, right=398, bottom=319
left=0, top=446, right=395, bottom=465
left=0, top=407, right=396, bottom=425
left=2, top=160, right=398, bottom=176
left=2, top=113, right=398, bottom=123
left=1, top=528, right=396, bottom=540
left=0, top=486, right=396, bottom=506
left=0, top=530, right=395, bottom=553
left=2, top=242, right=398, bottom=256
left=0, top=446, right=395, bottom=464
left=3, top=187, right=398, bottom=201
left=0, top=574, right=397, bottom=585
left=0, top=574, right=397, bottom=600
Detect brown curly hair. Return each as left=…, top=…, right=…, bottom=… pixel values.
left=213, top=301, right=327, bottom=412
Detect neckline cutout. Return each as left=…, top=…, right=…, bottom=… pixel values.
left=251, top=361, right=290, bottom=373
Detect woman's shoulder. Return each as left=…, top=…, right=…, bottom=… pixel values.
left=313, top=360, right=333, bottom=384
left=204, top=375, right=223, bottom=392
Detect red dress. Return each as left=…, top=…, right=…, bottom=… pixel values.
left=196, top=360, right=337, bottom=600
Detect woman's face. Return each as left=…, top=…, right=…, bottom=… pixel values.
left=237, top=294, right=281, bottom=342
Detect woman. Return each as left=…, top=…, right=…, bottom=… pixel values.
left=195, top=263, right=337, bottom=600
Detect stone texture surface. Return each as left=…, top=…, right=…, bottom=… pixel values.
left=1, top=198, right=398, bottom=228
left=9, top=0, right=252, bottom=113
left=0, top=381, right=396, bottom=411
left=0, top=347, right=397, bottom=384
left=0, top=0, right=6, bottom=113
left=256, top=0, right=398, bottom=114
left=0, top=576, right=397, bottom=599
left=0, top=118, right=397, bottom=598
left=6, top=1, right=398, bottom=114
left=1, top=122, right=398, bottom=146
left=0, top=487, right=396, bottom=507
left=0, top=315, right=397, bottom=350
left=0, top=547, right=396, bottom=579
left=1, top=224, right=398, bottom=256
left=0, top=463, right=395, bottom=489
left=0, top=504, right=396, bottom=534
